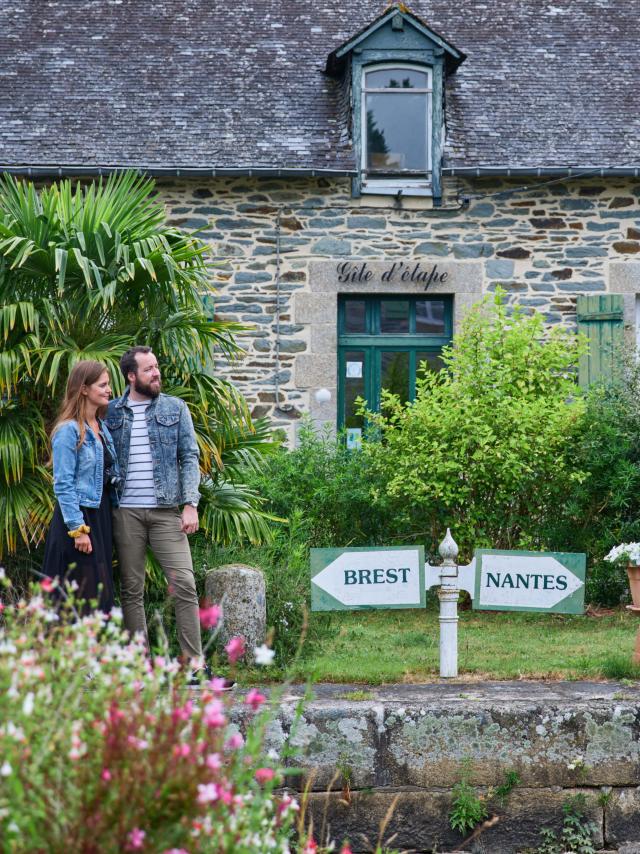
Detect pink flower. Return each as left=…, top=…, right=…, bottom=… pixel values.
left=301, top=840, right=318, bottom=854
left=162, top=850, right=190, bottom=854
left=0, top=602, right=4, bottom=614
left=254, top=767, right=275, bottom=784
left=126, top=827, right=145, bottom=850
left=199, top=604, right=221, bottom=629
left=197, top=782, right=220, bottom=804
left=340, top=846, right=354, bottom=854
left=224, top=635, right=246, bottom=664
left=101, top=768, right=112, bottom=782
left=40, top=578, right=56, bottom=592
left=210, top=676, right=230, bottom=694
left=206, top=752, right=222, bottom=770
left=277, top=794, right=299, bottom=816
left=203, top=699, right=226, bottom=728
left=245, top=689, right=266, bottom=711
left=225, top=732, right=244, bottom=750
left=173, top=743, right=190, bottom=758
left=172, top=700, right=193, bottom=723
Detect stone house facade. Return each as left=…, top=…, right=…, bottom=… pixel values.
left=2, top=1, right=640, bottom=442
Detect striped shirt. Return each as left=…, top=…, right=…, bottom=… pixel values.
left=120, top=400, right=158, bottom=507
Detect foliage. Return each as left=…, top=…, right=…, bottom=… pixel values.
left=535, top=795, right=597, bottom=854
left=360, top=291, right=586, bottom=559
left=449, top=766, right=488, bottom=835
left=0, top=172, right=277, bottom=563
left=543, top=359, right=640, bottom=605
left=0, top=574, right=298, bottom=853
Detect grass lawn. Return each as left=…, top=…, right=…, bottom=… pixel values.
left=280, top=607, right=640, bottom=684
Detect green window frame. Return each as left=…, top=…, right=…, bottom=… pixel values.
left=337, top=294, right=452, bottom=435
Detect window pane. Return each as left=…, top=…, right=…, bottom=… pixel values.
left=415, top=300, right=446, bottom=334
left=381, top=352, right=410, bottom=404
left=416, top=351, right=444, bottom=379
left=365, top=68, right=429, bottom=89
left=344, top=299, right=367, bottom=333
left=366, top=93, right=427, bottom=172
left=381, top=300, right=409, bottom=333
left=344, top=350, right=365, bottom=429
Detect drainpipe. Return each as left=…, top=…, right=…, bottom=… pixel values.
left=274, top=207, right=293, bottom=413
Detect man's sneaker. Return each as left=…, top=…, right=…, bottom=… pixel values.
left=188, top=665, right=235, bottom=690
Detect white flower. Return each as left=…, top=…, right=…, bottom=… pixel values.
left=0, top=761, right=12, bottom=777
left=22, top=693, right=34, bottom=716
left=110, top=606, right=123, bottom=622
left=0, top=567, right=5, bottom=579
left=605, top=543, right=640, bottom=565
left=254, top=644, right=275, bottom=666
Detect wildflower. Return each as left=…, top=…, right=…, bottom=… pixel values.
left=254, top=643, right=276, bottom=666
left=301, top=840, right=318, bottom=854
left=206, top=752, right=222, bottom=770
left=277, top=794, right=299, bottom=816
left=162, top=850, right=190, bottom=854
left=210, top=676, right=231, bottom=694
left=0, top=761, right=12, bottom=777
left=197, top=782, right=220, bottom=804
left=40, top=577, right=57, bottom=592
left=172, top=700, right=193, bottom=722
left=340, top=846, right=354, bottom=854
left=0, top=602, right=4, bottom=614
left=224, top=635, right=246, bottom=664
left=173, top=743, right=191, bottom=758
left=199, top=604, right=221, bottom=629
left=22, top=693, right=34, bottom=716
left=254, top=767, right=275, bottom=784
left=126, top=827, right=146, bottom=850
left=101, top=769, right=112, bottom=782
left=225, top=732, right=244, bottom=750
left=203, top=699, right=226, bottom=728
left=245, top=688, right=266, bottom=711
left=110, top=606, right=123, bottom=621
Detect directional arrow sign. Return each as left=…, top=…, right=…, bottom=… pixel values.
left=473, top=550, right=586, bottom=614
left=311, top=547, right=425, bottom=611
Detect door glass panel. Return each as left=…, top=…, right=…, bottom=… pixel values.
left=380, top=300, right=409, bottom=333
left=344, top=350, right=365, bottom=429
left=416, top=351, right=444, bottom=380
left=381, top=352, right=410, bottom=404
left=344, top=299, right=367, bottom=333
left=416, top=300, right=445, bottom=334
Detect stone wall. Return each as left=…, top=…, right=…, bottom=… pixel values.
left=157, top=176, right=640, bottom=441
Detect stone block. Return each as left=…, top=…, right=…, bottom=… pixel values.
left=605, top=788, right=640, bottom=846
left=486, top=259, right=515, bottom=279
left=609, top=261, right=640, bottom=293
left=204, top=564, right=266, bottom=663
left=310, top=323, right=337, bottom=354
left=347, top=215, right=386, bottom=229
left=453, top=242, right=493, bottom=259
left=302, top=787, right=602, bottom=854
left=295, top=354, right=337, bottom=388
left=293, top=292, right=337, bottom=324
left=312, top=236, right=352, bottom=255
left=415, top=241, right=449, bottom=256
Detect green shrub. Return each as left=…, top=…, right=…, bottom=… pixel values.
left=361, top=292, right=586, bottom=560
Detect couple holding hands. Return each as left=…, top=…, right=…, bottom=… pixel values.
left=42, top=346, right=222, bottom=684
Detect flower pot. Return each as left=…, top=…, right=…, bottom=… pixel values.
left=627, top=565, right=640, bottom=609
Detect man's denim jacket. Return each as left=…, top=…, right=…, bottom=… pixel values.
left=105, top=389, right=201, bottom=508
left=52, top=420, right=120, bottom=531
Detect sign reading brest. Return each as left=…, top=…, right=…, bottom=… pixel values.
left=311, top=547, right=585, bottom=614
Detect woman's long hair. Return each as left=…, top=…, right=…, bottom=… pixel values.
left=51, top=360, right=109, bottom=448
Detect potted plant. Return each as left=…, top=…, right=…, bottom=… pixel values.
left=604, top=543, right=640, bottom=610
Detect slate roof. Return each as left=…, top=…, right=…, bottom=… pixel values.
left=1, top=0, right=638, bottom=172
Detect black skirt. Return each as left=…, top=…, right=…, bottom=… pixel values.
left=41, top=487, right=115, bottom=614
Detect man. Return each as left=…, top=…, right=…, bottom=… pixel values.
left=106, top=345, right=219, bottom=684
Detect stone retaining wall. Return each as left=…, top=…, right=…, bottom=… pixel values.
left=157, top=176, right=640, bottom=441
left=255, top=681, right=640, bottom=853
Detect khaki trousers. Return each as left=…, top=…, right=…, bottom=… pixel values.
left=112, top=506, right=202, bottom=661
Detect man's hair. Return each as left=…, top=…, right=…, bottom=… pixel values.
left=120, top=345, right=153, bottom=381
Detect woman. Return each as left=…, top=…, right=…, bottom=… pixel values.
left=42, top=360, right=121, bottom=613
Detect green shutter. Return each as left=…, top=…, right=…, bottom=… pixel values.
left=576, top=294, right=624, bottom=387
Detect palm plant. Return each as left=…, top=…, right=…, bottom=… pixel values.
left=0, top=171, right=278, bottom=559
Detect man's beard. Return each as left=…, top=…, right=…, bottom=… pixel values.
left=134, top=376, right=161, bottom=399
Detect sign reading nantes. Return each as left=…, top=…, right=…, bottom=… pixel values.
left=311, top=547, right=425, bottom=612
left=473, top=550, right=586, bottom=614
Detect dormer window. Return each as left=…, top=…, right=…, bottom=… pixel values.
left=363, top=64, right=432, bottom=192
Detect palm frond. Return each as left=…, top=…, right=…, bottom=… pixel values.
left=198, top=479, right=282, bottom=546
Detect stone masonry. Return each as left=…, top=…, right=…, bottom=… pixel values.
left=157, top=176, right=640, bottom=442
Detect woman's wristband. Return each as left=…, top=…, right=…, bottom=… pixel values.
left=68, top=525, right=91, bottom=539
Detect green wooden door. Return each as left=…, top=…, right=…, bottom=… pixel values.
left=576, top=294, right=624, bottom=387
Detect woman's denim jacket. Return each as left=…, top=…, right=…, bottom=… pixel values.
left=52, top=420, right=120, bottom=531
left=105, top=390, right=201, bottom=508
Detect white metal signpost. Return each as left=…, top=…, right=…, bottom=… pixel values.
left=310, top=546, right=425, bottom=611
left=311, top=534, right=586, bottom=678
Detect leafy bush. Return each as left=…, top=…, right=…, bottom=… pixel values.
left=361, top=292, right=586, bottom=559
left=0, top=574, right=299, bottom=853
